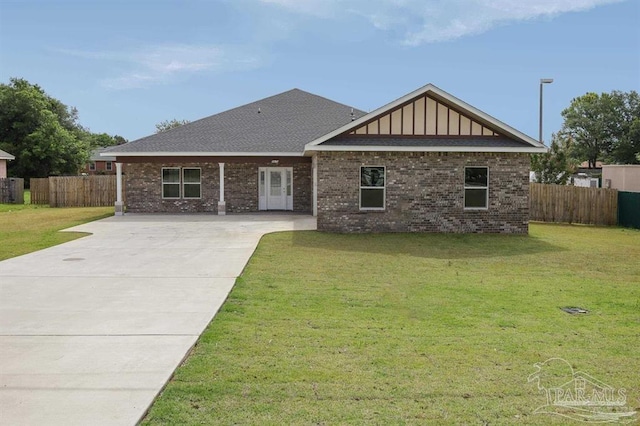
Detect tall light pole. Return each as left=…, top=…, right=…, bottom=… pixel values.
left=539, top=78, right=554, bottom=144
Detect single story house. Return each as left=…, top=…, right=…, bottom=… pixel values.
left=84, top=148, right=117, bottom=175
left=104, top=84, right=547, bottom=233
left=0, top=149, right=15, bottom=179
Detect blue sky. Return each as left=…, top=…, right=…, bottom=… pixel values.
left=1, top=0, right=638, bottom=143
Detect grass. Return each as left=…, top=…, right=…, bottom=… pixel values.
left=0, top=196, right=113, bottom=260
left=142, top=224, right=640, bottom=425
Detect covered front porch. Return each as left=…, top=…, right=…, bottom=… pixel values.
left=113, top=156, right=313, bottom=215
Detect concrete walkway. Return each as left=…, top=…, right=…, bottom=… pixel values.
left=0, top=214, right=316, bottom=426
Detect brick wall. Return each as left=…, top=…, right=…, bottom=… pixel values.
left=125, top=162, right=218, bottom=213
left=293, top=162, right=312, bottom=212
left=315, top=151, right=530, bottom=233
left=124, top=160, right=311, bottom=213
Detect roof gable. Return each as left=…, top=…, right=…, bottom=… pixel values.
left=0, top=149, right=15, bottom=160
left=106, top=89, right=366, bottom=156
left=348, top=91, right=500, bottom=137
left=305, top=84, right=546, bottom=153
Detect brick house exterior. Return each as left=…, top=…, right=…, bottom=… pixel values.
left=122, top=158, right=312, bottom=213
left=314, top=151, right=530, bottom=233
left=84, top=148, right=116, bottom=175
left=105, top=84, right=546, bottom=233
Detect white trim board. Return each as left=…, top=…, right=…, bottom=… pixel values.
left=306, top=145, right=548, bottom=153
left=101, top=152, right=305, bottom=158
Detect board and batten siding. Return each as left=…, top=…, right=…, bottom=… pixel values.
left=349, top=93, right=499, bottom=137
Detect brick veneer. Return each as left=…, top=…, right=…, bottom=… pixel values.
left=124, top=160, right=312, bottom=213
left=315, top=151, right=531, bottom=233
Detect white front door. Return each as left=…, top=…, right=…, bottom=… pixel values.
left=259, top=167, right=293, bottom=210
left=267, top=168, right=286, bottom=210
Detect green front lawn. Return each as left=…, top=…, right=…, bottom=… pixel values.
left=143, top=224, right=640, bottom=425
left=0, top=202, right=113, bottom=260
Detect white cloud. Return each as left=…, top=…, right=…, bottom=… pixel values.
left=257, top=0, right=625, bottom=45
left=58, top=44, right=265, bottom=89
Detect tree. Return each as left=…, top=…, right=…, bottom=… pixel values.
left=561, top=92, right=616, bottom=168
left=155, top=118, right=190, bottom=133
left=607, top=91, right=640, bottom=164
left=531, top=133, right=575, bottom=185
left=0, top=78, right=91, bottom=180
left=561, top=90, right=640, bottom=167
left=113, top=135, right=128, bottom=145
left=81, top=131, right=128, bottom=148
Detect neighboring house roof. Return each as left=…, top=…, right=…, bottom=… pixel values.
left=305, top=83, right=547, bottom=153
left=0, top=149, right=15, bottom=160
left=90, top=148, right=116, bottom=162
left=105, top=89, right=366, bottom=157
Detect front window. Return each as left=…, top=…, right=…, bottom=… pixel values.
left=106, top=161, right=113, bottom=171
left=162, top=168, right=181, bottom=199
left=183, top=168, right=201, bottom=199
left=360, top=166, right=385, bottom=210
left=89, top=162, right=96, bottom=171
left=464, top=167, right=488, bottom=209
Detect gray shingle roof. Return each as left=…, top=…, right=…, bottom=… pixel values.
left=90, top=148, right=116, bottom=161
left=106, top=89, right=366, bottom=155
left=322, top=136, right=532, bottom=148
left=0, top=149, right=15, bottom=160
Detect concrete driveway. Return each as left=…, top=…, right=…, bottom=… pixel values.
left=0, top=214, right=316, bottom=426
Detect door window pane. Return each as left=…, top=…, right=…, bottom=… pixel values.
left=270, top=171, right=281, bottom=197
left=259, top=171, right=265, bottom=196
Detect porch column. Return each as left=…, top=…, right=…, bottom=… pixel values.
left=114, top=162, right=124, bottom=216
left=218, top=162, right=226, bottom=215
left=312, top=155, right=318, bottom=217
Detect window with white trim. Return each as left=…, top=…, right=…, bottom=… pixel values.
left=464, top=167, right=488, bottom=209
left=106, top=161, right=113, bottom=171
left=182, top=168, right=201, bottom=199
left=162, top=168, right=181, bottom=199
left=89, top=162, right=96, bottom=171
left=360, top=166, right=385, bottom=210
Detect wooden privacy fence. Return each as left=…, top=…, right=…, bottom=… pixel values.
left=30, top=178, right=50, bottom=205
left=30, top=176, right=120, bottom=207
left=0, top=178, right=24, bottom=204
left=529, top=183, right=618, bottom=226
